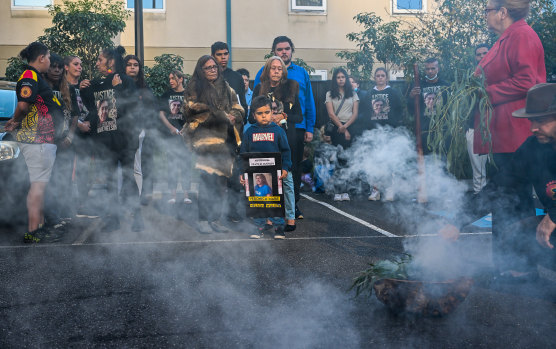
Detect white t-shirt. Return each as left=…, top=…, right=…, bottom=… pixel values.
left=325, top=91, right=359, bottom=123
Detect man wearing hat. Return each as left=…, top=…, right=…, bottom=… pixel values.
left=488, top=83, right=556, bottom=281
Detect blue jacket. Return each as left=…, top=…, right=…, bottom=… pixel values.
left=240, top=123, right=292, bottom=171
left=254, top=63, right=316, bottom=133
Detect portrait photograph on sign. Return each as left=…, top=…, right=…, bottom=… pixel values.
left=241, top=152, right=285, bottom=218
left=253, top=173, right=273, bottom=197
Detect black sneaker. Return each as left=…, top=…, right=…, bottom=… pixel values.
left=285, top=224, right=296, bottom=232
left=24, top=227, right=62, bottom=243
left=250, top=228, right=263, bottom=239
left=198, top=220, right=213, bottom=234
left=101, top=216, right=120, bottom=232
left=140, top=194, right=151, bottom=206
left=274, top=226, right=286, bottom=240
left=227, top=215, right=242, bottom=223
left=43, top=217, right=68, bottom=236
left=76, top=206, right=99, bottom=219
left=295, top=206, right=304, bottom=220
left=24, top=229, right=44, bottom=243
left=209, top=220, right=231, bottom=233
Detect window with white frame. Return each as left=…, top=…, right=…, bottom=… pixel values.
left=291, top=0, right=327, bottom=12
left=126, top=0, right=164, bottom=10
left=12, top=0, right=52, bottom=7
left=392, top=0, right=427, bottom=14
left=310, top=70, right=328, bottom=81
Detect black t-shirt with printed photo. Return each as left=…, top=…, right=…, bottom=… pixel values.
left=365, top=86, right=404, bottom=128
left=159, top=89, right=185, bottom=130
left=407, top=78, right=450, bottom=153
left=407, top=78, right=450, bottom=133
left=48, top=79, right=75, bottom=139
left=70, top=83, right=91, bottom=139
left=15, top=66, right=63, bottom=144
left=81, top=73, right=136, bottom=143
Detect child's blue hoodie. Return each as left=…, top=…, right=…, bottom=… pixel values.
left=240, top=122, right=292, bottom=171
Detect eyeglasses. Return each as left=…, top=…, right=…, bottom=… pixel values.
left=484, top=7, right=499, bottom=15
left=203, top=65, right=218, bottom=72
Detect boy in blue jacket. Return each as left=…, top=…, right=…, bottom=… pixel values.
left=240, top=96, right=293, bottom=239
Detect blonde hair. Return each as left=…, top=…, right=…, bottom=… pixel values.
left=260, top=56, right=288, bottom=87
left=60, top=55, right=80, bottom=112
left=491, top=0, right=531, bottom=20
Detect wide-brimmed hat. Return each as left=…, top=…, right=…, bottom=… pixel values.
left=512, top=83, right=556, bottom=118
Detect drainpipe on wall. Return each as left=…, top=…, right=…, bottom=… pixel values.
left=226, top=0, right=232, bottom=67
left=134, top=0, right=144, bottom=63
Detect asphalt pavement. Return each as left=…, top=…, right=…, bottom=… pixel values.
left=1, top=190, right=555, bottom=348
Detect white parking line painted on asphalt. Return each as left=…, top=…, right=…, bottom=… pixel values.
left=300, top=193, right=399, bottom=237
left=0, top=232, right=492, bottom=250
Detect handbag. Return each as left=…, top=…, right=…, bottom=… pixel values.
left=324, top=97, right=346, bottom=136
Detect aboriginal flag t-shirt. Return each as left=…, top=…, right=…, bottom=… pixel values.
left=15, top=66, right=63, bottom=144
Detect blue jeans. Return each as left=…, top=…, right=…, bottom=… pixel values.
left=254, top=217, right=285, bottom=228
left=283, top=171, right=295, bottom=220
left=253, top=171, right=293, bottom=226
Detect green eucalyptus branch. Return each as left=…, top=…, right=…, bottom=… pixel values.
left=427, top=69, right=493, bottom=177
left=349, top=253, right=413, bottom=298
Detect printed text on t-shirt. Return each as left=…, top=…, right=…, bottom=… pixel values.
left=252, top=133, right=274, bottom=142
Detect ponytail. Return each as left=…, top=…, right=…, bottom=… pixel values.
left=101, top=45, right=126, bottom=75
left=19, top=41, right=49, bottom=63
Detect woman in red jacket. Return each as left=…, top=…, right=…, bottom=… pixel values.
left=475, top=0, right=546, bottom=277
left=474, top=0, right=545, bottom=169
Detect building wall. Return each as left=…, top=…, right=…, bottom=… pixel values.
left=1, top=0, right=430, bottom=78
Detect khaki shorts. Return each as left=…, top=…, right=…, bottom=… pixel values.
left=19, top=143, right=57, bottom=183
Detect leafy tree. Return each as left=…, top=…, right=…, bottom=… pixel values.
left=144, top=54, right=187, bottom=97
left=4, top=57, right=28, bottom=82
left=407, top=0, right=493, bottom=78
left=337, top=12, right=419, bottom=80
left=4, top=0, right=129, bottom=81
left=39, top=0, right=130, bottom=78
left=530, top=0, right=556, bottom=78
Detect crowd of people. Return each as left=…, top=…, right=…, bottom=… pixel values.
left=4, top=0, right=555, bottom=282
left=5, top=34, right=318, bottom=242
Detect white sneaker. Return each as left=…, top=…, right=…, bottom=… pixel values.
left=183, top=197, right=192, bottom=204
left=333, top=194, right=342, bottom=201
left=341, top=193, right=350, bottom=201
left=167, top=198, right=176, bottom=204
left=368, top=188, right=381, bottom=201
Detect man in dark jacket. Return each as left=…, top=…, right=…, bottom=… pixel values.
left=211, top=41, right=247, bottom=222
left=486, top=83, right=556, bottom=281
left=407, top=57, right=450, bottom=154
left=443, top=84, right=556, bottom=284
left=211, top=41, right=248, bottom=114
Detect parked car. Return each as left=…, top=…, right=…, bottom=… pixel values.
left=0, top=80, right=28, bottom=227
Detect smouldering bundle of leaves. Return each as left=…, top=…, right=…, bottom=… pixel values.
left=349, top=253, right=412, bottom=298
left=427, top=69, right=493, bottom=178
